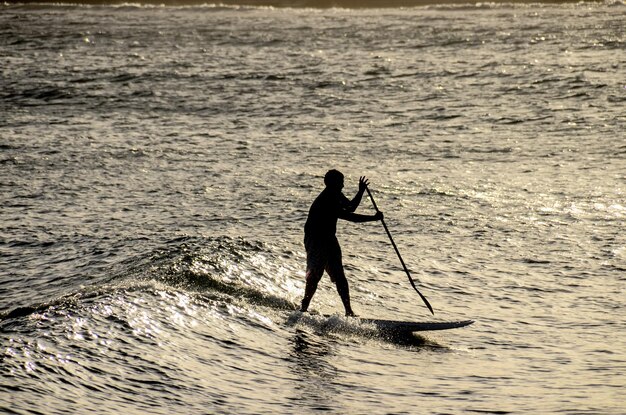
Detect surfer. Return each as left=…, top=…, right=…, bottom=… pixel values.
left=300, top=169, right=383, bottom=317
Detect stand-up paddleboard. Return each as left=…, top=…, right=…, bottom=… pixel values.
left=291, top=312, right=473, bottom=335
left=357, top=318, right=474, bottom=333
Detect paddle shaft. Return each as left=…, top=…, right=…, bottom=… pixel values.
left=365, top=186, right=434, bottom=315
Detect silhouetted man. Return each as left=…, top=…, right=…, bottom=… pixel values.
left=300, top=170, right=383, bottom=317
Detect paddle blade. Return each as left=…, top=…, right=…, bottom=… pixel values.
left=416, top=288, right=435, bottom=315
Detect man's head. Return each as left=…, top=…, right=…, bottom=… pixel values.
left=324, top=169, right=344, bottom=190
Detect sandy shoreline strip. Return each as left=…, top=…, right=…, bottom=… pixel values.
left=4, top=0, right=600, bottom=8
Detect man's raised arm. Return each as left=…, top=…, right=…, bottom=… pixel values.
left=345, top=176, right=369, bottom=212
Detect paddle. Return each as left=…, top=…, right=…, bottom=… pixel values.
left=365, top=185, right=435, bottom=315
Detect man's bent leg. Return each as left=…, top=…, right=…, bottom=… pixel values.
left=300, top=268, right=323, bottom=312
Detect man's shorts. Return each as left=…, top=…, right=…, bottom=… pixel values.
left=304, top=235, right=343, bottom=283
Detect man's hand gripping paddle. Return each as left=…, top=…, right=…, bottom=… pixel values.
left=366, top=185, right=435, bottom=315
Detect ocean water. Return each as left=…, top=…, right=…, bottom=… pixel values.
left=1, top=1, right=625, bottom=414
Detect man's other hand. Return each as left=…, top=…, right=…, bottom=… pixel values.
left=359, top=176, right=370, bottom=192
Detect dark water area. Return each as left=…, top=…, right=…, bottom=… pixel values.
left=1, top=1, right=625, bottom=414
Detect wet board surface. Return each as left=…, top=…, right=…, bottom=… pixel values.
left=357, top=318, right=474, bottom=332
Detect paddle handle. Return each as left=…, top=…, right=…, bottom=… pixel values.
left=366, top=185, right=434, bottom=315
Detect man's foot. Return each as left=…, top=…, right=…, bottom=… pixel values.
left=345, top=311, right=357, bottom=318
